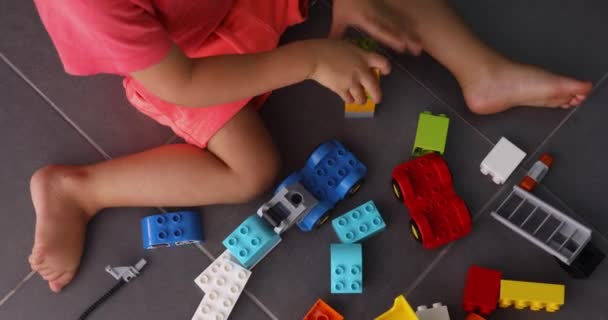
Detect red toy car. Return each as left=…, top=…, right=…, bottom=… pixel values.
left=391, top=153, right=472, bottom=249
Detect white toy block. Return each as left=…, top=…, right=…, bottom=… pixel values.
left=480, top=137, right=526, bottom=184
left=192, top=250, right=251, bottom=320
left=416, top=303, right=451, bottom=320
left=195, top=250, right=251, bottom=292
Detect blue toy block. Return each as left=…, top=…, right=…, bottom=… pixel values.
left=277, top=140, right=367, bottom=232
left=332, top=200, right=386, bottom=243
left=223, top=215, right=281, bottom=269
left=330, top=243, right=363, bottom=294
left=141, top=211, right=203, bottom=250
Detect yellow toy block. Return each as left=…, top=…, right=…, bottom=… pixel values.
left=375, top=295, right=419, bottom=320
left=499, top=280, right=565, bottom=312
left=345, top=69, right=381, bottom=118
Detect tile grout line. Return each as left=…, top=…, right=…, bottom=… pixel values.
left=0, top=52, right=111, bottom=160
left=0, top=271, right=35, bottom=308
left=403, top=182, right=510, bottom=296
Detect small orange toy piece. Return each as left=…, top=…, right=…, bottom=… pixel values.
left=466, top=313, right=486, bottom=320
left=304, top=299, right=344, bottom=320
left=345, top=69, right=381, bottom=118
left=519, top=154, right=553, bottom=191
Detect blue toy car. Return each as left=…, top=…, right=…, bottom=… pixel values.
left=141, top=211, right=204, bottom=249
left=276, top=140, right=367, bottom=231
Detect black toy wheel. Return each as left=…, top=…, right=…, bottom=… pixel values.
left=347, top=179, right=364, bottom=198
left=392, top=179, right=404, bottom=202
left=409, top=219, right=423, bottom=245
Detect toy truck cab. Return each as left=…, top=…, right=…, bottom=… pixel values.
left=274, top=140, right=367, bottom=232
left=392, top=153, right=472, bottom=249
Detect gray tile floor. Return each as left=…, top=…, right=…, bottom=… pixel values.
left=1, top=1, right=607, bottom=319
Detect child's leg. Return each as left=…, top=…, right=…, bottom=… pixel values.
left=29, top=105, right=280, bottom=293
left=395, top=0, right=593, bottom=114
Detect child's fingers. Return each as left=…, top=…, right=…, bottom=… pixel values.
left=358, top=15, right=408, bottom=53
left=339, top=89, right=355, bottom=104
left=366, top=52, right=391, bottom=76
left=361, top=71, right=382, bottom=104
left=349, top=84, right=368, bottom=105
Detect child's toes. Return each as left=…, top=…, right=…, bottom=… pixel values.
left=49, top=272, right=74, bottom=293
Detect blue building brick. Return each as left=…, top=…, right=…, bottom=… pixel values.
left=330, top=243, right=363, bottom=294
left=332, top=200, right=386, bottom=244
left=223, top=215, right=281, bottom=269
left=141, top=211, right=203, bottom=250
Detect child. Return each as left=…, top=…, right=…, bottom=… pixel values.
left=31, top=0, right=591, bottom=293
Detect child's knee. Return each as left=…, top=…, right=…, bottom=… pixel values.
left=234, top=152, right=281, bottom=202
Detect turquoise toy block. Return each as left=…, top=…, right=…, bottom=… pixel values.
left=223, top=215, right=281, bottom=269
left=330, top=243, right=363, bottom=294
left=332, top=201, right=386, bottom=243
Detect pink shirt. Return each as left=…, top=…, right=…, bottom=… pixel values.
left=34, top=0, right=233, bottom=75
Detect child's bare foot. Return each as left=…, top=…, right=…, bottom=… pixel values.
left=28, top=165, right=94, bottom=293
left=459, top=60, right=593, bottom=115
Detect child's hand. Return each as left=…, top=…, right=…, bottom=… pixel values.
left=330, top=0, right=422, bottom=55
left=305, top=39, right=390, bottom=104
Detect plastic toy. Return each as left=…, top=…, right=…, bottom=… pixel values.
left=519, top=154, right=553, bottom=191
left=332, top=200, right=386, bottom=243
left=415, top=303, right=450, bottom=320
left=392, top=153, right=472, bottom=249
left=141, top=211, right=203, bottom=249
left=465, top=314, right=486, bottom=320
left=303, top=299, right=344, bottom=320
left=375, top=295, right=419, bottom=320
left=330, top=243, right=363, bottom=294
left=560, top=241, right=606, bottom=279
left=412, top=112, right=450, bottom=156
left=223, top=215, right=282, bottom=269
left=492, top=185, right=592, bottom=265
left=278, top=140, right=367, bottom=231
left=463, top=265, right=502, bottom=316
left=480, top=137, right=526, bottom=184
left=192, top=251, right=252, bottom=320
left=499, top=280, right=565, bottom=312
left=345, top=69, right=381, bottom=118
left=257, top=182, right=319, bottom=234
left=79, top=259, right=147, bottom=320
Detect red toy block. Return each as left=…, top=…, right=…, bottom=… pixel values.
left=304, top=299, right=344, bottom=320
left=392, top=153, right=472, bottom=249
left=465, top=313, right=487, bottom=320
left=463, top=265, right=502, bottom=316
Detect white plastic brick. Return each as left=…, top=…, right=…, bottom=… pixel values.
left=416, top=303, right=451, bottom=320
left=192, top=250, right=251, bottom=320
left=480, top=137, right=526, bottom=184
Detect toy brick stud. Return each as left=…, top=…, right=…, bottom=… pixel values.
left=463, top=265, right=502, bottom=316
left=332, top=200, right=386, bottom=243
left=416, top=303, right=450, bottom=320
left=374, top=295, right=419, bottom=320
left=222, top=215, right=281, bottom=269
left=499, top=280, right=565, bottom=312
left=519, top=154, right=553, bottom=191
left=330, top=243, right=363, bottom=294
left=480, top=137, right=526, bottom=184
left=141, top=211, right=204, bottom=249
left=303, top=299, right=344, bottom=320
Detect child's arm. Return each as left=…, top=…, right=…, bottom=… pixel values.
left=131, top=39, right=389, bottom=108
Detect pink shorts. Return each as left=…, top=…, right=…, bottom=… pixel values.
left=123, top=0, right=307, bottom=148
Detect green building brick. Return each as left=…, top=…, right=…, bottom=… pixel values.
left=412, top=111, right=450, bottom=156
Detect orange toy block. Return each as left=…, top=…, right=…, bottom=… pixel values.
left=304, top=299, right=344, bottom=320
left=345, top=69, right=381, bottom=118
left=466, top=313, right=486, bottom=320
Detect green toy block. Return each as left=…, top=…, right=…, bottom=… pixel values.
left=351, top=38, right=378, bottom=52
left=412, top=111, right=450, bottom=156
